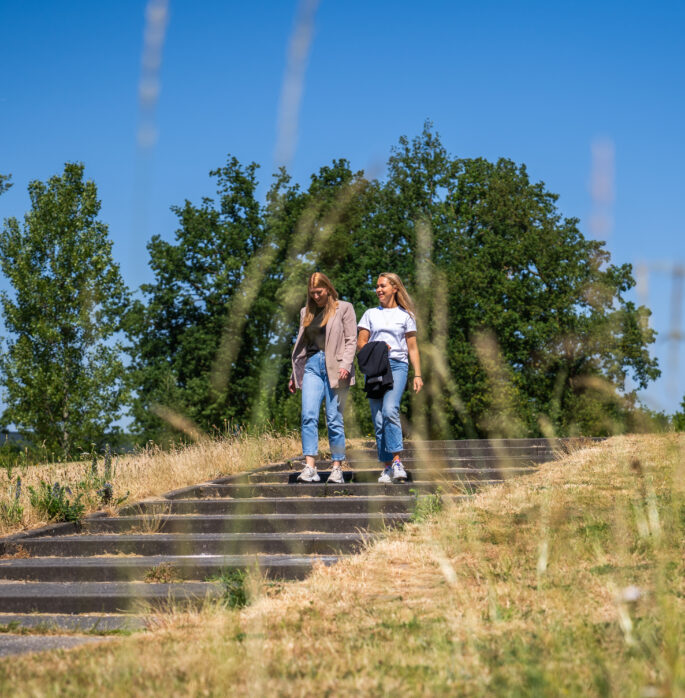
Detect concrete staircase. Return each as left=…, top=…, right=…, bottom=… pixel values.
left=0, top=438, right=593, bottom=630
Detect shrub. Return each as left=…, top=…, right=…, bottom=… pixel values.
left=28, top=481, right=85, bottom=523
left=213, top=569, right=249, bottom=608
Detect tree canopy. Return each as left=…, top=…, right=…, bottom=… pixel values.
left=127, top=124, right=659, bottom=440
left=0, top=163, right=130, bottom=455
left=0, top=126, right=662, bottom=446
left=0, top=174, right=12, bottom=196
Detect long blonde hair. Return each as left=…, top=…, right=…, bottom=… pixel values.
left=379, top=272, right=416, bottom=318
left=303, top=272, right=339, bottom=327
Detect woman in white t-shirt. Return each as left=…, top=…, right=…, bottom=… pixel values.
left=357, top=273, right=423, bottom=482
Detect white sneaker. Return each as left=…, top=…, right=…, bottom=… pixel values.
left=297, top=465, right=320, bottom=482
left=378, top=466, right=392, bottom=483
left=392, top=459, right=408, bottom=481
left=327, top=466, right=345, bottom=484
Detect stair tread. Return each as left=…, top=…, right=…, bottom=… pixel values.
left=0, top=613, right=146, bottom=631
left=16, top=531, right=369, bottom=542
left=0, top=580, right=219, bottom=593
left=93, top=512, right=409, bottom=522
left=0, top=554, right=340, bottom=568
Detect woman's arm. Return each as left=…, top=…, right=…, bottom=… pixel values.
left=406, top=332, right=423, bottom=393
left=357, top=328, right=370, bottom=353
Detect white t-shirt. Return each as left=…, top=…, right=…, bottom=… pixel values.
left=358, top=306, right=417, bottom=363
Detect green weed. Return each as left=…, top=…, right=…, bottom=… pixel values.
left=78, top=443, right=129, bottom=508
left=212, top=569, right=250, bottom=608
left=144, top=562, right=179, bottom=584
left=0, top=475, right=23, bottom=525
left=410, top=488, right=443, bottom=523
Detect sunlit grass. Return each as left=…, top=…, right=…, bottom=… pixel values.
left=0, top=434, right=681, bottom=696
left=0, top=430, right=301, bottom=536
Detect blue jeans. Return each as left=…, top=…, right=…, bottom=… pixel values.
left=369, top=359, right=408, bottom=463
left=301, top=351, right=347, bottom=461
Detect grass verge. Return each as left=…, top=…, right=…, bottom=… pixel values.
left=0, top=434, right=682, bottom=696
left=0, top=430, right=301, bottom=536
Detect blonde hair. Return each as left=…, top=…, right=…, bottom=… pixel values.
left=379, top=272, right=416, bottom=318
left=303, top=272, right=339, bottom=327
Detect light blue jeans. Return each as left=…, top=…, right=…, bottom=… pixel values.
left=301, top=351, right=347, bottom=461
left=369, top=359, right=408, bottom=463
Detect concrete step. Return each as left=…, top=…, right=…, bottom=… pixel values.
left=353, top=437, right=600, bottom=450
left=0, top=634, right=113, bottom=658
left=345, top=449, right=556, bottom=460
left=0, top=554, right=340, bottom=582
left=8, top=532, right=370, bottom=557
left=0, top=581, right=221, bottom=614
left=0, top=613, right=146, bottom=632
left=0, top=437, right=594, bottom=621
left=80, top=512, right=408, bottom=535
left=174, top=480, right=498, bottom=500
left=120, top=494, right=473, bottom=516
left=345, top=453, right=551, bottom=465
left=248, top=467, right=537, bottom=484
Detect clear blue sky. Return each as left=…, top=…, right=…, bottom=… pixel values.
left=1, top=0, right=684, bottom=414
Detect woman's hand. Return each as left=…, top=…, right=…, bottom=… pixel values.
left=413, top=376, right=423, bottom=393
left=288, top=377, right=296, bottom=394
left=338, top=368, right=350, bottom=381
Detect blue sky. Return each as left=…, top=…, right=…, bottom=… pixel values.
left=1, top=0, right=684, bottom=414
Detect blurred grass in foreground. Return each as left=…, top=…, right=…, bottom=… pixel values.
left=0, top=434, right=682, bottom=696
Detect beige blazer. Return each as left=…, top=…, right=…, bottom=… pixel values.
left=291, top=300, right=357, bottom=389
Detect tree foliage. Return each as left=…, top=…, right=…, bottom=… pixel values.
left=0, top=163, right=130, bottom=455
left=129, top=125, right=660, bottom=440
left=0, top=131, right=664, bottom=446
left=0, top=173, right=12, bottom=197
left=366, top=124, right=660, bottom=436
left=673, top=396, right=685, bottom=432
left=127, top=158, right=303, bottom=439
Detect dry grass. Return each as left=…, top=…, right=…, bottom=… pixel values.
left=0, top=434, right=682, bottom=696
left=0, top=431, right=302, bottom=536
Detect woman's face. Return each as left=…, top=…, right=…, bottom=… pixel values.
left=375, top=276, right=395, bottom=307
left=309, top=285, right=329, bottom=308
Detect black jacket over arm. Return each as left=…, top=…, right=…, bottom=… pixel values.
left=357, top=341, right=393, bottom=398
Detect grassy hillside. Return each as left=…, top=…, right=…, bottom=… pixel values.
left=0, top=434, right=682, bottom=696
left=0, top=431, right=301, bottom=536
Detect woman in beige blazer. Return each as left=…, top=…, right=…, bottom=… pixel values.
left=288, top=272, right=357, bottom=483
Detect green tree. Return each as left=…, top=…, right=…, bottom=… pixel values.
left=0, top=163, right=130, bottom=455
left=673, top=396, right=685, bottom=431
left=128, top=156, right=378, bottom=440
left=0, top=173, right=12, bottom=196
left=129, top=126, right=661, bottom=440
left=362, top=123, right=660, bottom=437
left=127, top=157, right=306, bottom=440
